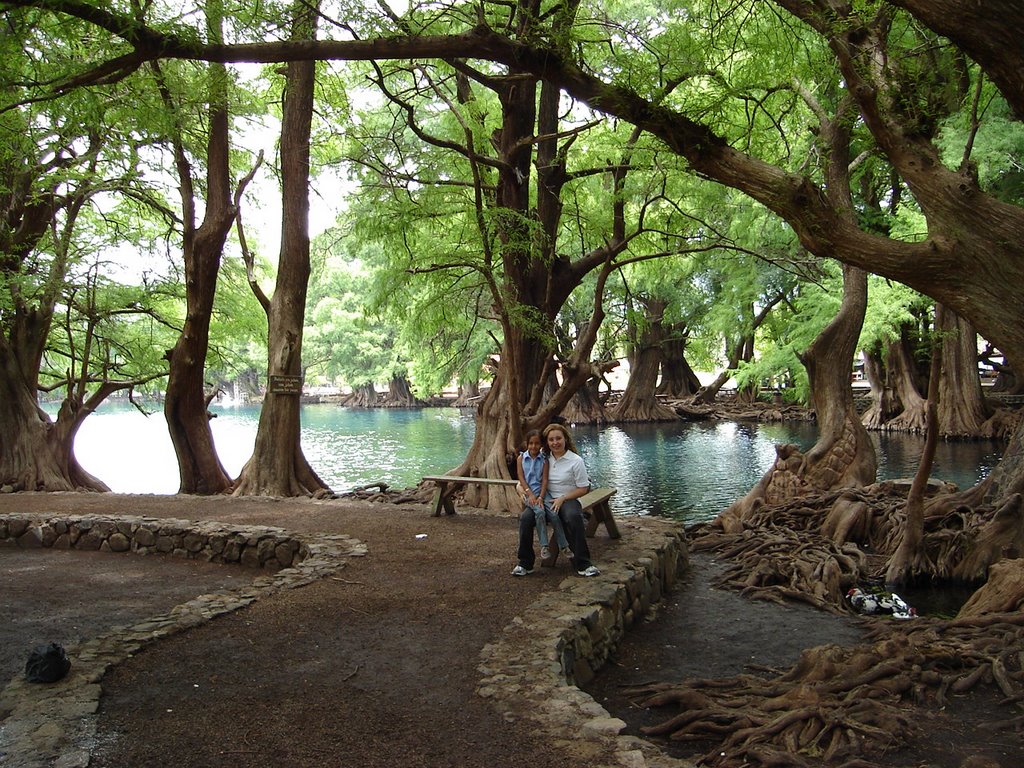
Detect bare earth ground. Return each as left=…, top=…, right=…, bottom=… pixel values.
left=2, top=492, right=1022, bottom=768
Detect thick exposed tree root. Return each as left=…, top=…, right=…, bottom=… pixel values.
left=651, top=482, right=1024, bottom=765
left=341, top=481, right=435, bottom=504
left=628, top=614, right=1024, bottom=766
left=701, top=481, right=1019, bottom=598
left=691, top=523, right=864, bottom=614
left=980, top=407, right=1023, bottom=440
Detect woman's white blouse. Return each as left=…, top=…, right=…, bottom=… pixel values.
left=546, top=450, right=590, bottom=497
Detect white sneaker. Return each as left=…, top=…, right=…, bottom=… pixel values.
left=540, top=545, right=551, bottom=559
left=511, top=565, right=533, bottom=577
left=577, top=565, right=600, bottom=577
left=560, top=546, right=574, bottom=558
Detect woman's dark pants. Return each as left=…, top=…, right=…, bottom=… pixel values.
left=517, top=497, right=592, bottom=571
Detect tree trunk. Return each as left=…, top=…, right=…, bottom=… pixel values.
left=447, top=63, right=549, bottom=507
left=881, top=329, right=928, bottom=433
left=733, top=333, right=760, bottom=404
left=562, top=377, right=607, bottom=425
left=0, top=103, right=103, bottom=491
left=692, top=336, right=747, bottom=405
left=342, top=382, right=379, bottom=408
left=233, top=368, right=261, bottom=401
left=935, top=303, right=990, bottom=438
left=381, top=375, right=426, bottom=407
left=0, top=343, right=111, bottom=492
left=989, top=364, right=1020, bottom=395
left=455, top=364, right=525, bottom=512
left=453, top=379, right=479, bottom=407
left=446, top=9, right=624, bottom=503
left=656, top=327, right=701, bottom=399
left=693, top=297, right=782, bottom=405
left=717, top=265, right=877, bottom=530
left=886, top=324, right=943, bottom=585
left=1, top=369, right=79, bottom=491
left=233, top=0, right=328, bottom=498
left=609, top=299, right=678, bottom=422
left=951, top=493, right=1024, bottom=582
left=161, top=9, right=236, bottom=494
left=801, top=266, right=877, bottom=486
left=49, top=392, right=112, bottom=491
left=956, top=557, right=1024, bottom=617
left=860, top=348, right=901, bottom=430
left=982, top=421, right=1024, bottom=502
left=457, top=325, right=606, bottom=512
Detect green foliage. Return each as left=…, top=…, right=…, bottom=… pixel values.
left=859, top=276, right=928, bottom=353
left=734, top=261, right=930, bottom=402
left=939, top=90, right=1024, bottom=204
left=40, top=261, right=179, bottom=397
left=206, top=254, right=269, bottom=384
left=302, top=241, right=424, bottom=391
left=1, top=1, right=276, bottom=410
left=619, top=0, right=832, bottom=166
left=11, top=0, right=1024, bottom=419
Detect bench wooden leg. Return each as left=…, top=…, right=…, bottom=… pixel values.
left=431, top=483, right=458, bottom=516
left=587, top=502, right=621, bottom=539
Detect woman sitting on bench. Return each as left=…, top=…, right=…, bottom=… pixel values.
left=512, top=423, right=601, bottom=578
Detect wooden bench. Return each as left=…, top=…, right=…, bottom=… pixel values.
left=422, top=477, right=621, bottom=558
left=580, top=487, right=621, bottom=539
left=540, top=486, right=620, bottom=567
left=421, top=475, right=520, bottom=517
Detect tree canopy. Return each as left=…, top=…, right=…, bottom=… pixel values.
left=4, top=0, right=1024, bottom=497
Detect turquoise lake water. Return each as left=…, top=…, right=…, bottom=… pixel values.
left=67, top=402, right=1004, bottom=525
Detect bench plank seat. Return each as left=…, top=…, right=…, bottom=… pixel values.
left=421, top=475, right=520, bottom=516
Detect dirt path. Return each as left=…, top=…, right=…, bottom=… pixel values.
left=1, top=548, right=248, bottom=683
left=0, top=493, right=652, bottom=768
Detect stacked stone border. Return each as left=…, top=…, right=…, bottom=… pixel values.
left=478, top=516, right=697, bottom=768
left=0, top=513, right=324, bottom=570
left=0, top=513, right=368, bottom=768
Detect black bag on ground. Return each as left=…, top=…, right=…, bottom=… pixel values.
left=25, top=642, right=71, bottom=683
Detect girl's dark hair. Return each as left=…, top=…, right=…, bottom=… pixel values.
left=522, top=429, right=543, bottom=450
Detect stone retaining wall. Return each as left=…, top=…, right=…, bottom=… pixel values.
left=0, top=513, right=309, bottom=570
left=479, top=516, right=695, bottom=768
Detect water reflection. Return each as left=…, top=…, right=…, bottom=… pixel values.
left=574, top=421, right=815, bottom=520
left=295, top=405, right=477, bottom=489
left=65, top=402, right=1001, bottom=525
left=871, top=431, right=1003, bottom=489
